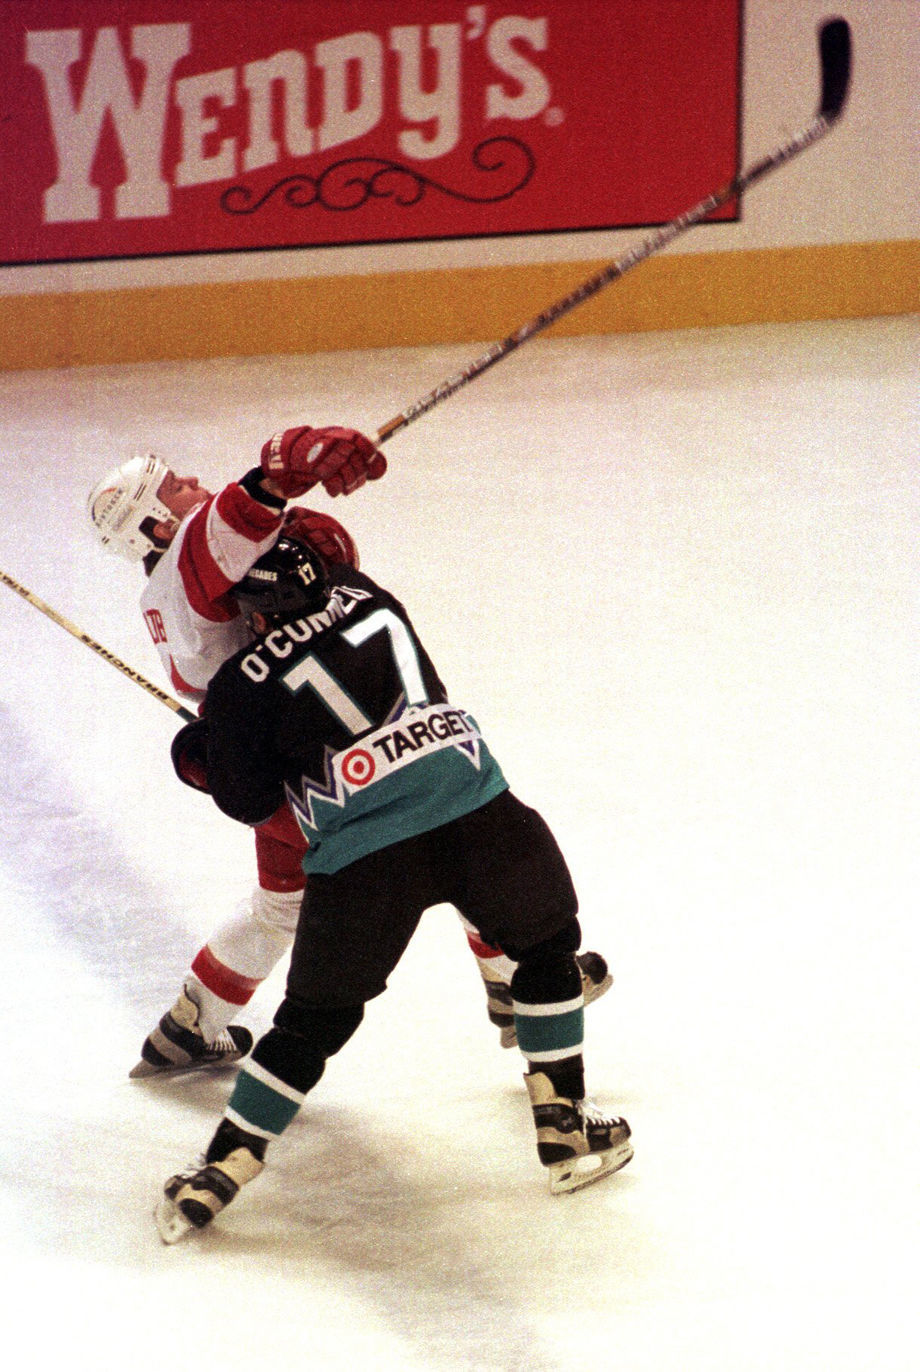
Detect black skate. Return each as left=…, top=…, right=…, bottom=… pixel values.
left=155, top=1145, right=263, bottom=1244
left=525, top=1070, right=633, bottom=1194
left=130, top=987, right=253, bottom=1079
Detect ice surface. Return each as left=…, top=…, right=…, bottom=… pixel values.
left=0, top=316, right=917, bottom=1370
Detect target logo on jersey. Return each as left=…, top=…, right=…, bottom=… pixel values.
left=285, top=701, right=505, bottom=862
left=330, top=704, right=485, bottom=801
left=340, top=748, right=376, bottom=787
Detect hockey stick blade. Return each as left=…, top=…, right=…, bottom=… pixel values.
left=818, top=18, right=852, bottom=121
left=374, top=19, right=853, bottom=446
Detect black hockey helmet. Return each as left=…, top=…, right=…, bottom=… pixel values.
left=234, top=537, right=330, bottom=624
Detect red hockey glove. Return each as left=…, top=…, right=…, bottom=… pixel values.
left=260, top=426, right=387, bottom=499
left=170, top=718, right=210, bottom=794
left=284, top=507, right=360, bottom=569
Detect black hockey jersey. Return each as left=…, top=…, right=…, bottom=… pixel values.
left=205, top=567, right=508, bottom=875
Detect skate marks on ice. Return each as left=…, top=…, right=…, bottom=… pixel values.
left=0, top=703, right=639, bottom=1371
left=155, top=1093, right=642, bottom=1372
left=0, top=704, right=202, bottom=1015
left=144, top=914, right=640, bottom=1369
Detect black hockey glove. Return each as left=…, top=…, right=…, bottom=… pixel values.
left=171, top=718, right=210, bottom=794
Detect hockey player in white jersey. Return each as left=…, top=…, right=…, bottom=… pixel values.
left=88, top=427, right=385, bottom=1074
left=88, top=426, right=611, bottom=1076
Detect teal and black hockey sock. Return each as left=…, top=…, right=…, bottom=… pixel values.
left=510, top=941, right=585, bottom=1097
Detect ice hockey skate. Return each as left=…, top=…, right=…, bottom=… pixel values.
left=129, top=986, right=253, bottom=1078
left=485, top=951, right=613, bottom=1049
left=155, top=1145, right=264, bottom=1244
left=525, top=1071, right=633, bottom=1195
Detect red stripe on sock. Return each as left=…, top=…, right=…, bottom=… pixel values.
left=191, top=945, right=261, bottom=1005
left=466, top=934, right=503, bottom=959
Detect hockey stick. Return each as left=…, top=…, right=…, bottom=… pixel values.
left=374, top=18, right=852, bottom=444
left=0, top=567, right=195, bottom=722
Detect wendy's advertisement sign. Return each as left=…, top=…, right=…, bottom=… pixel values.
left=0, top=1, right=742, bottom=266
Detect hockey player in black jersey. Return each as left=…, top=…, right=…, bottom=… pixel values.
left=156, top=539, right=632, bottom=1241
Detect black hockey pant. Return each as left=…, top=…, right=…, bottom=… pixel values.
left=224, top=791, right=585, bottom=1140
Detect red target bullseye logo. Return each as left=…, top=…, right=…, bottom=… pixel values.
left=341, top=748, right=375, bottom=787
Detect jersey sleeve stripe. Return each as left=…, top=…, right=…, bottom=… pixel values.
left=176, top=488, right=283, bottom=618
left=206, top=487, right=284, bottom=583
left=168, top=655, right=205, bottom=701
left=215, top=483, right=283, bottom=543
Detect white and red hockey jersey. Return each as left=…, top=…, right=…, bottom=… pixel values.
left=139, top=482, right=285, bottom=702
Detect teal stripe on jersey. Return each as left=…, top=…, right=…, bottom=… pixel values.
left=300, top=743, right=507, bottom=875
left=225, top=1066, right=302, bottom=1138
left=513, top=1006, right=584, bottom=1058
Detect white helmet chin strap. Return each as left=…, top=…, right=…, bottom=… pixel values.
left=86, top=453, right=175, bottom=560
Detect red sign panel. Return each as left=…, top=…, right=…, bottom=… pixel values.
left=0, top=0, right=742, bottom=266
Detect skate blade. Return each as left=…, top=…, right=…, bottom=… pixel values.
left=548, top=1140, right=634, bottom=1195
left=155, top=1195, right=197, bottom=1245
left=131, top=1057, right=201, bottom=1080
left=130, top=1050, right=246, bottom=1080
left=130, top=1058, right=166, bottom=1079
left=584, top=972, right=613, bottom=1006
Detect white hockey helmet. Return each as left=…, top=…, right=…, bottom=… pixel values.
left=86, top=453, right=175, bottom=560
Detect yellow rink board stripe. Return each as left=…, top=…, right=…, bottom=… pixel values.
left=1, top=239, right=916, bottom=371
